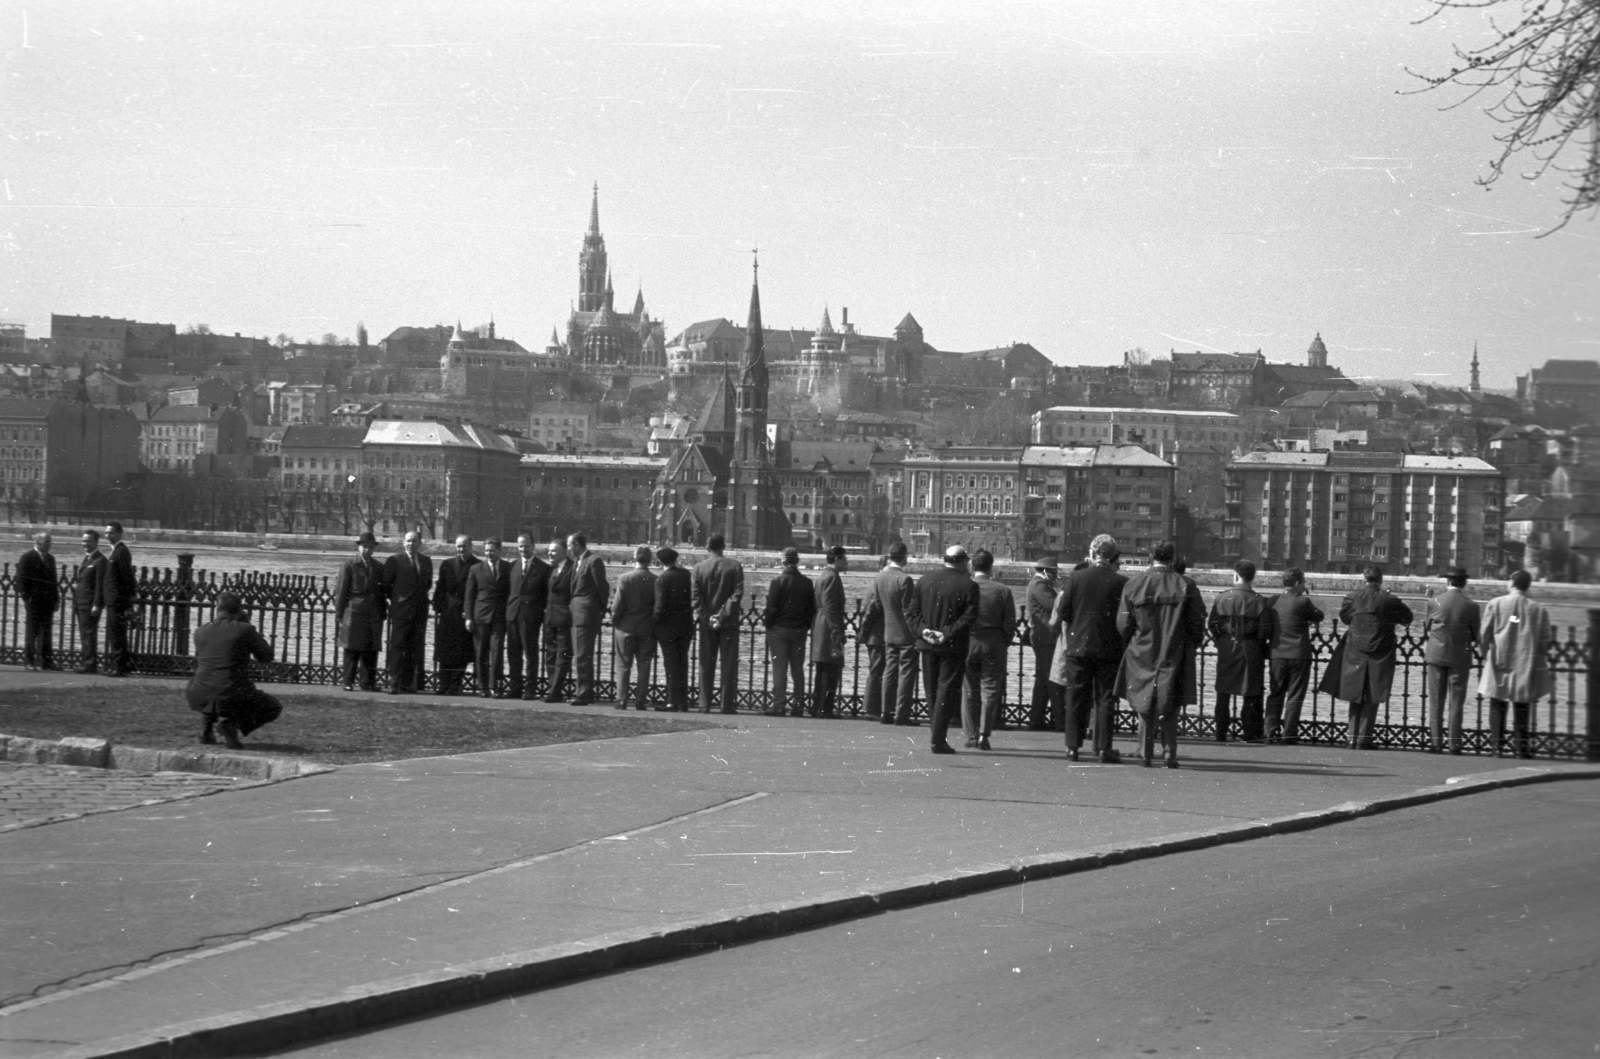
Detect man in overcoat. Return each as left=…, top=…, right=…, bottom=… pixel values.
left=431, top=535, right=478, bottom=695
left=506, top=534, right=551, bottom=701
left=860, top=556, right=887, bottom=720
left=566, top=532, right=609, bottom=705
left=762, top=547, right=816, bottom=717
left=1208, top=558, right=1273, bottom=743
left=1050, top=534, right=1127, bottom=763
left=1329, top=566, right=1414, bottom=749
left=382, top=530, right=433, bottom=694
left=186, top=592, right=280, bottom=748
left=102, top=521, right=136, bottom=677
left=811, top=546, right=849, bottom=718
left=873, top=541, right=920, bottom=726
left=962, top=549, right=1015, bottom=750
left=1116, top=540, right=1206, bottom=768
left=692, top=533, right=744, bottom=714
left=1423, top=566, right=1480, bottom=754
left=1477, top=570, right=1551, bottom=759
left=334, top=531, right=387, bottom=691
left=542, top=538, right=574, bottom=702
left=17, top=531, right=59, bottom=671
left=611, top=545, right=657, bottom=710
left=914, top=544, right=978, bottom=754
left=652, top=546, right=694, bottom=711
left=1264, top=567, right=1323, bottom=744
left=72, top=530, right=108, bottom=674
left=463, top=536, right=511, bottom=698
left=1025, top=557, right=1062, bottom=731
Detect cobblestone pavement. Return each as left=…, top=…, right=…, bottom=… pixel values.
left=0, top=762, right=242, bottom=830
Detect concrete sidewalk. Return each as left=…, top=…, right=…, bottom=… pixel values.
left=1, top=673, right=1596, bottom=1058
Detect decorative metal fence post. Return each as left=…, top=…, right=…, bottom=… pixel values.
left=1588, top=609, right=1599, bottom=763
left=174, top=554, right=195, bottom=657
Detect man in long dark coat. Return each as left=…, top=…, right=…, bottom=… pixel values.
left=914, top=544, right=978, bottom=754
left=1208, top=558, right=1273, bottom=743
left=335, top=531, right=387, bottom=691
left=1025, top=557, right=1062, bottom=731
left=963, top=549, right=1015, bottom=750
left=17, top=531, right=60, bottom=671
left=506, top=534, right=551, bottom=701
left=762, top=547, right=816, bottom=717
left=72, top=529, right=108, bottom=674
left=1051, top=534, right=1128, bottom=763
left=1328, top=566, right=1414, bottom=749
left=543, top=537, right=574, bottom=702
left=1116, top=539, right=1206, bottom=768
left=431, top=535, right=478, bottom=695
left=692, top=533, right=744, bottom=714
left=382, top=530, right=433, bottom=694
left=652, top=546, right=694, bottom=712
left=186, top=592, right=280, bottom=748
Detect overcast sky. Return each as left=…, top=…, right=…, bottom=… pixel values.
left=3, top=0, right=1596, bottom=388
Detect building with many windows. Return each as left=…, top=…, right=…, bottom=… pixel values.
left=141, top=405, right=250, bottom=474
left=0, top=398, right=141, bottom=518
left=777, top=441, right=880, bottom=551
left=1018, top=445, right=1176, bottom=561
left=521, top=453, right=665, bottom=544
left=900, top=446, right=1024, bottom=559
left=359, top=420, right=521, bottom=541
left=1222, top=451, right=1506, bottom=577
left=1031, top=406, right=1247, bottom=448
left=275, top=425, right=366, bottom=534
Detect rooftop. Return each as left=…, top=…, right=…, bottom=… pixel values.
left=363, top=420, right=519, bottom=454
left=1021, top=444, right=1172, bottom=468
left=279, top=425, right=366, bottom=449
left=520, top=454, right=665, bottom=470
left=1038, top=406, right=1240, bottom=420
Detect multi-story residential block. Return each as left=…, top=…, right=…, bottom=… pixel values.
left=0, top=323, right=25, bottom=364
left=526, top=402, right=592, bottom=449
left=1019, top=445, right=1176, bottom=561
left=267, top=383, right=337, bottom=426
left=359, top=420, right=521, bottom=541
left=0, top=398, right=141, bottom=516
left=168, top=378, right=237, bottom=408
left=141, top=405, right=250, bottom=474
left=777, top=441, right=879, bottom=551
left=1518, top=358, right=1600, bottom=422
left=1031, top=406, right=1247, bottom=448
left=50, top=314, right=175, bottom=367
left=900, top=446, right=1024, bottom=559
left=276, top=425, right=366, bottom=533
left=1223, top=451, right=1506, bottom=578
left=521, top=452, right=665, bottom=544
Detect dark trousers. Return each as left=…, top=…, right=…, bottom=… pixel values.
left=658, top=631, right=692, bottom=711
left=1028, top=638, right=1062, bottom=729
left=75, top=607, right=101, bottom=671
left=1265, top=658, right=1312, bottom=741
left=23, top=603, right=55, bottom=668
left=766, top=627, right=807, bottom=714
left=1138, top=703, right=1180, bottom=764
left=922, top=647, right=966, bottom=747
left=813, top=661, right=842, bottom=717
left=1215, top=692, right=1265, bottom=742
left=1347, top=700, right=1379, bottom=748
left=1426, top=663, right=1470, bottom=752
left=614, top=629, right=655, bottom=709
left=881, top=643, right=918, bottom=724
left=202, top=687, right=283, bottom=736
left=962, top=630, right=1006, bottom=740
left=863, top=644, right=886, bottom=718
left=1059, top=654, right=1119, bottom=755
left=106, top=604, right=132, bottom=674
left=386, top=612, right=428, bottom=692
left=507, top=612, right=542, bottom=699
left=698, top=622, right=740, bottom=713
left=473, top=621, right=505, bottom=697
left=1488, top=699, right=1532, bottom=758
left=572, top=623, right=602, bottom=702
left=542, top=622, right=572, bottom=700
left=342, top=649, right=377, bottom=689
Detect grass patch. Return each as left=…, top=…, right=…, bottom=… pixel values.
left=0, top=681, right=726, bottom=765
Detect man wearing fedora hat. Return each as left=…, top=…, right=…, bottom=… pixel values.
left=335, top=531, right=388, bottom=691
left=1025, top=556, right=1062, bottom=731
left=1423, top=566, right=1480, bottom=754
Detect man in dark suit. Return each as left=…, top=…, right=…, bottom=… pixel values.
left=692, top=533, right=744, bottom=714
left=1208, top=558, right=1273, bottom=743
left=431, top=535, right=478, bottom=695
left=1330, top=566, right=1415, bottom=750
left=611, top=545, right=657, bottom=710
left=1265, top=567, right=1323, bottom=744
left=860, top=556, right=887, bottom=720
left=914, top=544, right=978, bottom=754
left=506, top=534, right=551, bottom=701
left=102, top=521, right=136, bottom=676
left=335, top=531, right=387, bottom=691
left=543, top=537, right=574, bottom=702
left=185, top=592, right=280, bottom=749
left=18, top=531, right=60, bottom=671
left=382, top=530, right=433, bottom=694
left=566, top=532, right=609, bottom=705
left=652, top=546, right=694, bottom=712
left=811, top=546, right=849, bottom=718
left=1025, top=557, right=1062, bottom=731
left=1424, top=566, right=1480, bottom=754
left=1050, top=534, right=1128, bottom=763
left=763, top=548, right=816, bottom=717
left=962, top=549, right=1015, bottom=750
left=72, top=529, right=108, bottom=674
left=873, top=541, right=920, bottom=726
left=463, top=536, right=511, bottom=698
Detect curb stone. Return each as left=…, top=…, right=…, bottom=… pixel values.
left=42, top=763, right=1600, bottom=1059
left=0, top=733, right=332, bottom=782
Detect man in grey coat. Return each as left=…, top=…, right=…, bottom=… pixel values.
left=1051, top=534, right=1127, bottom=763
left=873, top=541, right=920, bottom=726
left=1423, top=566, right=1480, bottom=754
left=811, top=546, right=849, bottom=718
left=611, top=545, right=657, bottom=711
left=1477, top=570, right=1551, bottom=759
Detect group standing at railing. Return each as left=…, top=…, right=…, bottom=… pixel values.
left=14, top=522, right=140, bottom=678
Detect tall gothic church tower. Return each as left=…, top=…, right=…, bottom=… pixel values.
left=724, top=256, right=788, bottom=549
left=735, top=257, right=769, bottom=465
left=578, top=184, right=607, bottom=313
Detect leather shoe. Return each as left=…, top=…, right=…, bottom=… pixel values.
left=1066, top=748, right=1079, bottom=762
left=963, top=737, right=979, bottom=748
left=1099, top=748, right=1122, bottom=764
left=977, top=736, right=991, bottom=751
left=217, top=720, right=244, bottom=750
left=1165, top=756, right=1180, bottom=769
left=343, top=683, right=355, bottom=691
left=386, top=687, right=400, bottom=695
left=929, top=742, right=957, bottom=755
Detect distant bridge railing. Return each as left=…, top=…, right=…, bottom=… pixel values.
left=2, top=557, right=1595, bottom=761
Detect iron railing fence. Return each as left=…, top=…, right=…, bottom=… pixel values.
left=2, top=560, right=1594, bottom=760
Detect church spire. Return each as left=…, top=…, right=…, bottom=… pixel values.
left=735, top=252, right=768, bottom=467
left=1470, top=342, right=1482, bottom=395
left=578, top=184, right=608, bottom=313
left=588, top=182, right=600, bottom=236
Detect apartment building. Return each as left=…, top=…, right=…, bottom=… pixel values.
left=1019, top=445, right=1176, bottom=561
left=900, top=446, right=1024, bottom=559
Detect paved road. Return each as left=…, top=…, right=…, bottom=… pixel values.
left=271, top=783, right=1600, bottom=1059
left=0, top=761, right=240, bottom=832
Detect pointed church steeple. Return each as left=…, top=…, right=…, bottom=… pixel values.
left=578, top=183, right=608, bottom=313
left=1470, top=342, right=1482, bottom=395
left=587, top=182, right=600, bottom=236
left=735, top=253, right=769, bottom=467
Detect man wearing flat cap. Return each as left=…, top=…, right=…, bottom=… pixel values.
left=335, top=531, right=388, bottom=691
left=1025, top=556, right=1062, bottom=730
left=914, top=544, right=979, bottom=754
left=1423, top=566, right=1479, bottom=754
